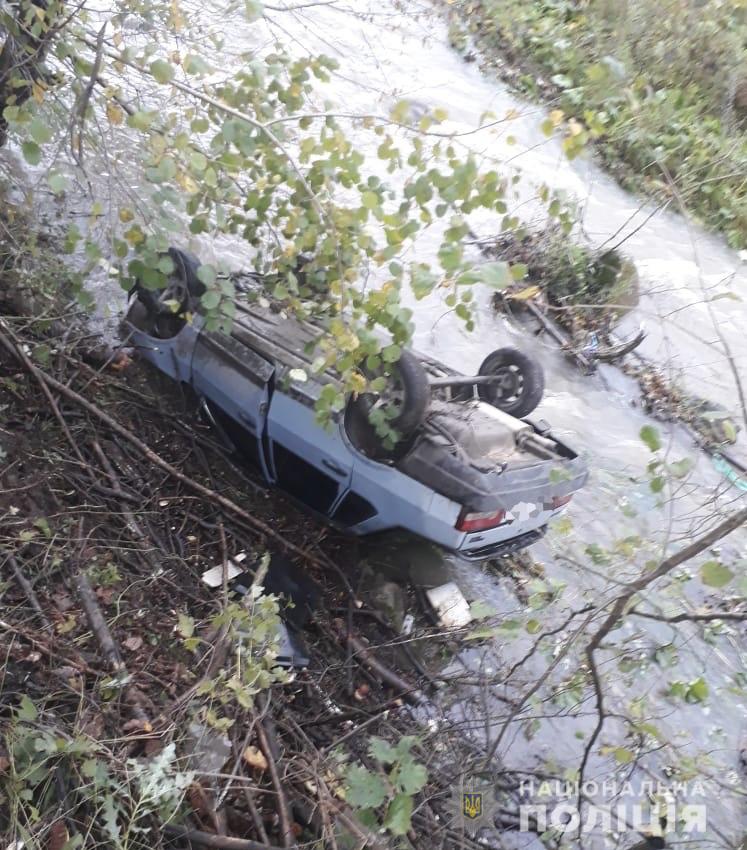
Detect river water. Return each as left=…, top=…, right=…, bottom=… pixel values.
left=6, top=0, right=746, bottom=844
left=243, top=3, right=747, bottom=845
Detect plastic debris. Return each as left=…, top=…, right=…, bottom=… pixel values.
left=425, top=582, right=472, bottom=629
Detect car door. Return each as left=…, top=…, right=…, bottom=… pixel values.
left=266, top=376, right=352, bottom=516
left=191, top=329, right=274, bottom=480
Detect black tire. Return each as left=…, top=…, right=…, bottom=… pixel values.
left=133, top=247, right=203, bottom=314
left=476, top=347, right=544, bottom=418
left=388, top=350, right=431, bottom=435
left=346, top=350, right=431, bottom=457
left=132, top=247, right=204, bottom=338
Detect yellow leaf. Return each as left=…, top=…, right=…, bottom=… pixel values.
left=106, top=102, right=124, bottom=126
left=568, top=118, right=583, bottom=137
left=56, top=614, right=77, bottom=634
left=509, top=285, right=540, bottom=302
left=243, top=746, right=268, bottom=771
left=176, top=172, right=199, bottom=193
left=550, top=108, right=564, bottom=126
left=32, top=82, right=45, bottom=105
left=119, top=208, right=134, bottom=223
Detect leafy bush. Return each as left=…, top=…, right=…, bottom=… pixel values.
left=453, top=0, right=747, bottom=246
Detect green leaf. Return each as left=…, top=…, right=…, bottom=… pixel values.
left=177, top=612, right=195, bottom=638
left=469, top=600, right=495, bottom=620
left=469, top=261, right=510, bottom=289
left=381, top=344, right=401, bottom=363
left=244, top=0, right=264, bottom=20
left=396, top=758, right=427, bottom=795
left=16, top=694, right=38, bottom=721
left=361, top=191, right=380, bottom=210
left=639, top=425, right=661, bottom=453
left=183, top=54, right=211, bottom=75
left=201, top=291, right=220, bottom=310
left=48, top=172, right=67, bottom=194
left=22, top=140, right=41, bottom=165
left=127, top=110, right=156, bottom=131
left=384, top=793, right=413, bottom=835
left=29, top=117, right=52, bottom=144
left=190, top=151, right=208, bottom=172
left=667, top=457, right=693, bottom=478
left=699, top=560, right=733, bottom=588
left=650, top=476, right=664, bottom=493
left=150, top=59, right=175, bottom=84
left=510, top=262, right=528, bottom=281
left=687, top=677, right=709, bottom=703
left=368, top=738, right=398, bottom=764
left=411, top=266, right=437, bottom=300
left=613, top=747, right=634, bottom=764
left=345, top=766, right=387, bottom=809
left=197, top=264, right=217, bottom=286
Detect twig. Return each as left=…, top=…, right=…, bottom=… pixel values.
left=578, top=505, right=747, bottom=796
left=162, top=825, right=283, bottom=850
left=255, top=695, right=295, bottom=848
left=7, top=553, right=53, bottom=633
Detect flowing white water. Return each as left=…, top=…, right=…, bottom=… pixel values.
left=238, top=3, right=747, bottom=842
left=6, top=0, right=745, bottom=842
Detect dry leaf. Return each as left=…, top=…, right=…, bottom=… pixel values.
left=509, top=285, right=540, bottom=302
left=46, top=819, right=68, bottom=850
left=53, top=591, right=74, bottom=612
left=56, top=613, right=77, bottom=634
left=242, top=745, right=268, bottom=771
left=109, top=351, right=132, bottom=372
left=123, top=635, right=143, bottom=652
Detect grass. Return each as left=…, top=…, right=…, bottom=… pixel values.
left=448, top=0, right=747, bottom=248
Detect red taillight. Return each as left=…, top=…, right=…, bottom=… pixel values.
left=547, top=494, right=573, bottom=510
left=457, top=508, right=507, bottom=532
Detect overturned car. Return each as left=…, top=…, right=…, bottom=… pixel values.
left=124, top=248, right=588, bottom=562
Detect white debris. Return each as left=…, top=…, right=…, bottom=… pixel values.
left=425, top=582, right=472, bottom=629
left=200, top=556, right=245, bottom=587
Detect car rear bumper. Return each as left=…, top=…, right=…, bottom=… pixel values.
left=456, top=525, right=547, bottom=561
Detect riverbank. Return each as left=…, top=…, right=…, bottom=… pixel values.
left=446, top=0, right=747, bottom=248
left=0, top=210, right=543, bottom=848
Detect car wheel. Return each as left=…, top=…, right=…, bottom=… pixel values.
left=477, top=347, right=544, bottom=418
left=133, top=247, right=204, bottom=338
left=347, top=350, right=431, bottom=456
left=387, top=350, right=431, bottom=435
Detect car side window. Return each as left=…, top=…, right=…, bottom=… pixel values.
left=272, top=443, right=340, bottom=514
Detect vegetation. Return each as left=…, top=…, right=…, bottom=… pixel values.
left=2, top=3, right=747, bottom=850
left=0, top=0, right=584, bottom=443
left=449, top=0, right=747, bottom=247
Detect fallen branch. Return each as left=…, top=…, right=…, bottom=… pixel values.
left=72, top=570, right=150, bottom=725
left=162, top=825, right=283, bottom=850
left=7, top=553, right=53, bottom=633
left=333, top=620, right=426, bottom=706
left=255, top=696, right=295, bottom=849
